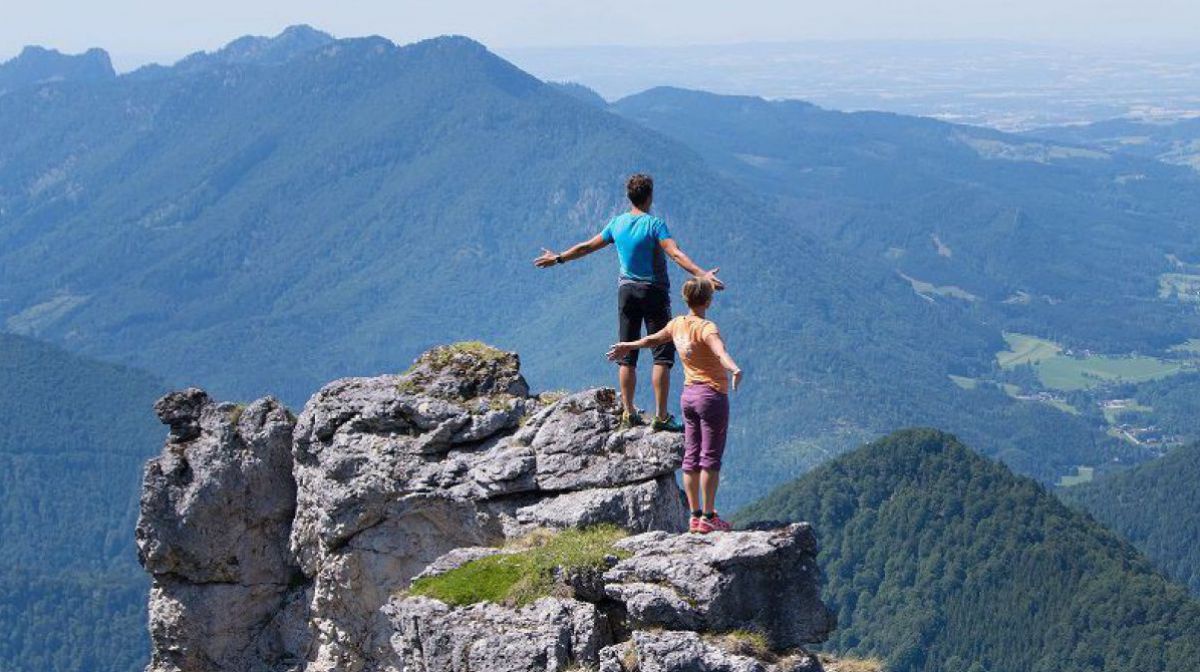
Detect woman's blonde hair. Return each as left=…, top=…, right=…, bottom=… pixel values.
left=682, top=276, right=715, bottom=309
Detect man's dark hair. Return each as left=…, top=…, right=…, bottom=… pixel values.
left=626, top=173, right=654, bottom=209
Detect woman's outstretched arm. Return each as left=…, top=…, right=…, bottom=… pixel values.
left=704, top=331, right=743, bottom=391
left=607, top=325, right=673, bottom=362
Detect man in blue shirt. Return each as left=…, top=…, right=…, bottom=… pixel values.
left=534, top=174, right=723, bottom=430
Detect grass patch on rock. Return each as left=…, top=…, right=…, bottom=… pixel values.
left=820, top=654, right=887, bottom=672
left=408, top=525, right=629, bottom=607
left=707, top=629, right=773, bottom=658
left=425, top=341, right=509, bottom=370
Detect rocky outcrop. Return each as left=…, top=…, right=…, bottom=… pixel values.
left=387, top=524, right=833, bottom=672
left=136, top=390, right=305, bottom=672
left=387, top=597, right=607, bottom=671
left=138, top=342, right=833, bottom=672
left=138, top=343, right=706, bottom=672
left=599, top=630, right=823, bottom=672
left=604, top=524, right=836, bottom=649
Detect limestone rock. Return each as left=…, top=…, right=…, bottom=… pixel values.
left=137, top=394, right=298, bottom=584
left=136, top=342, right=836, bottom=672
left=146, top=579, right=308, bottom=672
left=604, top=524, right=836, bottom=649
left=515, top=389, right=683, bottom=490
left=387, top=596, right=606, bottom=671
left=510, top=474, right=688, bottom=535
left=600, top=630, right=824, bottom=672
left=137, top=392, right=303, bottom=672
left=284, top=344, right=686, bottom=670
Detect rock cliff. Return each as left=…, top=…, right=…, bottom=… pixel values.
left=137, top=342, right=834, bottom=671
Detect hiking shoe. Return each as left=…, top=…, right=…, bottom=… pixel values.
left=696, top=513, right=732, bottom=534
left=689, top=516, right=704, bottom=534
left=651, top=414, right=684, bottom=432
left=618, top=410, right=644, bottom=430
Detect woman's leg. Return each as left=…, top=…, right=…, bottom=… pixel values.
left=683, top=470, right=702, bottom=514
left=697, top=389, right=730, bottom=514
left=700, top=469, right=720, bottom=514
left=680, top=387, right=704, bottom=514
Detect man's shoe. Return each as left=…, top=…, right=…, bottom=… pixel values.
left=618, top=410, right=644, bottom=430
left=652, top=414, right=684, bottom=432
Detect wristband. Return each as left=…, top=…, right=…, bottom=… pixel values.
left=554, top=255, right=564, bottom=265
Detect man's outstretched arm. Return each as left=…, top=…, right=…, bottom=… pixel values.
left=660, top=238, right=725, bottom=290
left=534, top=234, right=609, bottom=268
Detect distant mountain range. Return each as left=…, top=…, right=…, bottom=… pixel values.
left=3, top=27, right=1200, bottom=671
left=0, top=45, right=115, bottom=93
left=609, top=86, right=1200, bottom=353
left=0, top=25, right=1144, bottom=511
left=737, top=428, right=1200, bottom=672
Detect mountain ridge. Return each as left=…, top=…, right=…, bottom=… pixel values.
left=0, top=44, right=115, bottom=93
left=736, top=428, right=1200, bottom=672
left=1062, top=442, right=1200, bottom=595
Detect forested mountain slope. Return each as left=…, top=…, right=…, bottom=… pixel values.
left=0, top=28, right=1127, bottom=508
left=611, top=87, right=1200, bottom=353
left=0, top=334, right=164, bottom=671
left=1062, top=442, right=1200, bottom=595
left=736, top=428, right=1200, bottom=672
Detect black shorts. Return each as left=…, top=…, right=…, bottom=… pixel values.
left=617, top=282, right=675, bottom=367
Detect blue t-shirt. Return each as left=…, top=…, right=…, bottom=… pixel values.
left=600, top=213, right=672, bottom=288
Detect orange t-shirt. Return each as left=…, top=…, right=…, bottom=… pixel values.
left=666, top=315, right=728, bottom=394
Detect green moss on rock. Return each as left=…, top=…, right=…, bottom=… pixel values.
left=408, top=525, right=629, bottom=607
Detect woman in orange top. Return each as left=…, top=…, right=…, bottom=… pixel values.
left=608, top=276, right=743, bottom=533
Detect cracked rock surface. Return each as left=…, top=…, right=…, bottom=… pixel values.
left=603, top=524, right=837, bottom=650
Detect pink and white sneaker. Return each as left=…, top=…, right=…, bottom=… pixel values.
left=694, top=513, right=732, bottom=534
left=689, top=516, right=704, bottom=533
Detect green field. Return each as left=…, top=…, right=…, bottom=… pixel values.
left=901, top=273, right=979, bottom=301
left=951, top=374, right=1077, bottom=414
left=997, top=333, right=1062, bottom=368
left=1102, top=401, right=1154, bottom=425
left=1170, top=338, right=1200, bottom=355
left=949, top=374, right=979, bottom=390
left=998, top=333, right=1190, bottom=391
left=1036, top=355, right=1186, bottom=391
left=1058, top=466, right=1096, bottom=487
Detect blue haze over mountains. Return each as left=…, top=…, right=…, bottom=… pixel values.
left=2, top=25, right=1200, bottom=672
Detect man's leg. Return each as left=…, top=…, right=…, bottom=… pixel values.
left=652, top=363, right=671, bottom=420
left=619, top=365, right=637, bottom=416
left=646, top=285, right=677, bottom=426
left=617, top=284, right=642, bottom=418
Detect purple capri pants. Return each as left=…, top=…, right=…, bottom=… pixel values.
left=681, top=383, right=730, bottom=472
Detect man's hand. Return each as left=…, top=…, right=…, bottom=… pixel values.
left=731, top=368, right=744, bottom=392
left=607, top=343, right=635, bottom=362
left=701, top=267, right=726, bottom=291
left=533, top=248, right=558, bottom=268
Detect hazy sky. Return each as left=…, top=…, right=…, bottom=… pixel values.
left=3, top=0, right=1199, bottom=71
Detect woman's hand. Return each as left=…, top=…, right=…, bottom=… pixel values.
left=731, top=368, right=744, bottom=392
left=607, top=343, right=635, bottom=362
